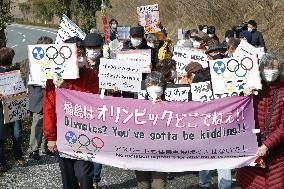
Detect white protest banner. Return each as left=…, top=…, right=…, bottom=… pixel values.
left=55, top=14, right=86, bottom=44
left=117, top=26, right=131, bottom=40
left=99, top=58, right=143, bottom=92
left=173, top=46, right=208, bottom=75
left=137, top=4, right=161, bottom=33
left=28, top=43, right=79, bottom=86
left=209, top=55, right=262, bottom=95
left=116, top=49, right=152, bottom=73
left=0, top=70, right=25, bottom=96
left=2, top=94, right=29, bottom=124
left=165, top=84, right=191, bottom=102
left=233, top=40, right=265, bottom=59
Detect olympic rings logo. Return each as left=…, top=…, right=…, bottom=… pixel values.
left=226, top=57, right=253, bottom=78
left=78, top=134, right=105, bottom=151
left=45, top=45, right=72, bottom=66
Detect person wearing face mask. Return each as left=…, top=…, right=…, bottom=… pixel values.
left=225, top=38, right=240, bottom=58
left=109, top=19, right=118, bottom=41
left=126, top=26, right=148, bottom=50
left=221, top=30, right=234, bottom=47
left=198, top=25, right=208, bottom=36
left=247, top=20, right=266, bottom=51
left=237, top=53, right=284, bottom=189
left=205, top=44, right=227, bottom=60
left=84, top=33, right=104, bottom=72
left=135, top=71, right=167, bottom=189
left=43, top=36, right=100, bottom=189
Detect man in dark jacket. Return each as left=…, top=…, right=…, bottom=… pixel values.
left=247, top=20, right=266, bottom=51
left=27, top=36, right=53, bottom=161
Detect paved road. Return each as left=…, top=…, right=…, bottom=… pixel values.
left=6, top=24, right=57, bottom=63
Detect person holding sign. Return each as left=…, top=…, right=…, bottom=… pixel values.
left=44, top=36, right=100, bottom=189
left=27, top=36, right=54, bottom=161
left=237, top=53, right=284, bottom=189
left=135, top=71, right=167, bottom=189
left=0, top=47, right=26, bottom=172
left=247, top=20, right=266, bottom=51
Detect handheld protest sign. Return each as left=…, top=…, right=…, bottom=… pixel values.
left=55, top=14, right=86, bottom=44
left=28, top=43, right=79, bottom=86
left=98, top=58, right=143, bottom=93
left=116, top=49, right=152, bottom=73
left=117, top=26, right=131, bottom=40
left=173, top=46, right=208, bottom=76
left=0, top=70, right=25, bottom=96
left=137, top=4, right=161, bottom=33
left=2, top=94, right=29, bottom=124
left=209, top=55, right=262, bottom=95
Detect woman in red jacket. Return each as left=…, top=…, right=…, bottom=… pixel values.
left=43, top=36, right=101, bottom=189
left=237, top=53, right=284, bottom=189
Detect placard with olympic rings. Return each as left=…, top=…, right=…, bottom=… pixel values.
left=209, top=55, right=262, bottom=95
left=28, top=43, right=79, bottom=86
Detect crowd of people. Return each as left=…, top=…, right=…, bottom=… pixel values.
left=0, top=17, right=283, bottom=189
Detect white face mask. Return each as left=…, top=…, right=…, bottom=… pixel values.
left=262, top=69, right=279, bottom=82
left=111, top=24, right=117, bottom=29
left=225, top=37, right=230, bottom=43
left=86, top=49, right=101, bottom=60
left=193, top=40, right=201, bottom=48
left=147, top=42, right=155, bottom=48
left=248, top=28, right=253, bottom=32
left=208, top=34, right=214, bottom=38
left=131, top=38, right=143, bottom=47
left=78, top=56, right=87, bottom=68
left=147, top=86, right=163, bottom=100
left=202, top=29, right=207, bottom=33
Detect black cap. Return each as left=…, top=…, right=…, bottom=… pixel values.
left=130, top=26, right=144, bottom=37
left=248, top=20, right=257, bottom=27
left=207, top=26, right=216, bottom=35
left=205, top=44, right=227, bottom=54
left=84, top=33, right=103, bottom=47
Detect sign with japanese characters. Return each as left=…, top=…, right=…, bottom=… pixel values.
left=137, top=4, right=161, bottom=33
left=98, top=58, right=143, bottom=92
left=55, top=14, right=86, bottom=44
left=191, top=81, right=239, bottom=102
left=233, top=40, right=265, bottom=59
left=173, top=46, right=208, bottom=75
left=164, top=84, right=191, bottom=102
left=209, top=55, right=262, bottom=95
left=0, top=70, right=25, bottom=96
left=56, top=88, right=258, bottom=172
left=28, top=43, right=79, bottom=86
left=116, top=49, right=152, bottom=73
left=2, top=94, right=29, bottom=124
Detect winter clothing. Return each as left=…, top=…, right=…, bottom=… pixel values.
left=237, top=79, right=284, bottom=189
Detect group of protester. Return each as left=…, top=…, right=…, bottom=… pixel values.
left=0, top=16, right=283, bottom=189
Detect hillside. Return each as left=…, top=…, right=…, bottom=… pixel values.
left=97, top=0, right=284, bottom=57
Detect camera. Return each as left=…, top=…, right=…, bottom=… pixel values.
left=232, top=22, right=248, bottom=37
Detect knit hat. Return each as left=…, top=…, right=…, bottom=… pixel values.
left=84, top=33, right=103, bottom=47
left=185, top=62, right=203, bottom=74
left=130, top=26, right=144, bottom=37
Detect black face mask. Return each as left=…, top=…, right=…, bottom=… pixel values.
left=212, top=54, right=225, bottom=60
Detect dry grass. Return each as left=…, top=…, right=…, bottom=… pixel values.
left=96, top=0, right=284, bottom=57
